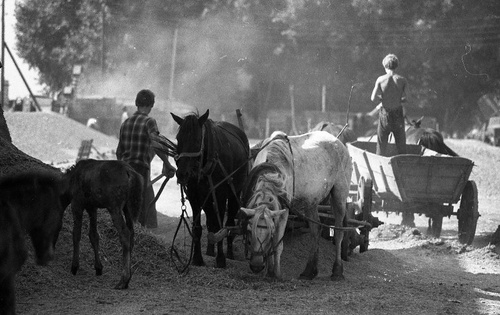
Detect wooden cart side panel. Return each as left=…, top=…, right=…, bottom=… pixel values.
left=392, top=156, right=474, bottom=204
left=348, top=141, right=474, bottom=204
left=348, top=142, right=401, bottom=200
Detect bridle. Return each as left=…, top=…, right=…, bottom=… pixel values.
left=174, top=125, right=205, bottom=161
left=249, top=212, right=275, bottom=261
left=248, top=207, right=284, bottom=262
left=174, top=126, right=206, bottom=182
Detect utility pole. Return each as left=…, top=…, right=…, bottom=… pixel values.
left=168, top=27, right=178, bottom=101
left=101, top=2, right=105, bottom=76
left=1, top=0, right=5, bottom=108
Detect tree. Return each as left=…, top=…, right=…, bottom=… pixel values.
left=15, top=0, right=500, bottom=134
left=15, top=0, right=103, bottom=91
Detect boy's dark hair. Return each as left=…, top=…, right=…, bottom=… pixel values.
left=382, top=54, right=399, bottom=70
left=135, top=89, right=155, bottom=107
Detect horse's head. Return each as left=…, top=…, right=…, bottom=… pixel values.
left=0, top=197, right=28, bottom=275
left=171, top=109, right=209, bottom=184
left=31, top=175, right=68, bottom=265
left=239, top=205, right=288, bottom=274
left=0, top=172, right=66, bottom=266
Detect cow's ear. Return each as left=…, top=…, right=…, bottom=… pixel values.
left=171, top=113, right=184, bottom=125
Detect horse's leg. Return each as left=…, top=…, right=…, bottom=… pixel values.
left=204, top=200, right=215, bottom=257
left=124, top=204, right=135, bottom=259
left=188, top=196, right=205, bottom=266
left=331, top=189, right=346, bottom=281
left=299, top=206, right=320, bottom=280
left=0, top=274, right=16, bottom=315
left=266, top=255, right=276, bottom=278
left=87, top=207, right=103, bottom=276
left=226, top=192, right=239, bottom=260
left=71, top=202, right=84, bottom=275
left=205, top=216, right=216, bottom=257
left=206, top=197, right=226, bottom=268
left=270, top=210, right=288, bottom=279
left=108, top=206, right=133, bottom=289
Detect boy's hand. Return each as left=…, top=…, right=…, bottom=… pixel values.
left=162, top=164, right=176, bottom=179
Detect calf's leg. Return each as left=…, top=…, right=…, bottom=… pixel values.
left=87, top=208, right=103, bottom=276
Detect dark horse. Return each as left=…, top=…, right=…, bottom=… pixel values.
left=171, top=109, right=250, bottom=268
left=310, top=121, right=357, bottom=145
left=0, top=171, right=66, bottom=315
left=406, top=118, right=458, bottom=157
left=63, top=159, right=143, bottom=289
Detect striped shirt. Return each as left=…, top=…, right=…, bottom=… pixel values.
left=116, top=111, right=158, bottom=170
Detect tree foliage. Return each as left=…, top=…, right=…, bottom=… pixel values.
left=15, top=0, right=500, bottom=132
left=15, top=0, right=103, bottom=91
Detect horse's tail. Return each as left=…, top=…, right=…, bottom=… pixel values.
left=126, top=168, right=144, bottom=223
left=442, top=143, right=458, bottom=157
left=418, top=131, right=459, bottom=157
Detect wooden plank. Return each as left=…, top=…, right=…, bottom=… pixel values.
left=348, top=141, right=474, bottom=205
left=76, top=139, right=93, bottom=162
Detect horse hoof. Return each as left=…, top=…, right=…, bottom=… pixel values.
left=71, top=265, right=78, bottom=275
left=330, top=274, right=345, bottom=281
left=192, top=258, right=205, bottom=266
left=114, top=282, right=129, bottom=290
left=96, top=269, right=103, bottom=276
left=298, top=272, right=317, bottom=280
left=215, top=260, right=226, bottom=269
left=299, top=267, right=318, bottom=280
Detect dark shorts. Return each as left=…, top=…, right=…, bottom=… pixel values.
left=376, top=106, right=406, bottom=156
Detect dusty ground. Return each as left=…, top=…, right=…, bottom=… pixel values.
left=5, top=113, right=500, bottom=315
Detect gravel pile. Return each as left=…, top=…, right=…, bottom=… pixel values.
left=0, top=136, right=60, bottom=177
left=4, top=112, right=119, bottom=164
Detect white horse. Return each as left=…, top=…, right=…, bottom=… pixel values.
left=240, top=130, right=352, bottom=280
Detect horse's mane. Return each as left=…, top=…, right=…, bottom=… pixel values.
left=263, top=136, right=294, bottom=173
left=407, top=123, right=458, bottom=157
left=418, top=129, right=458, bottom=156
left=310, top=122, right=357, bottom=144
left=242, top=163, right=289, bottom=210
left=250, top=205, right=276, bottom=240
left=311, top=121, right=329, bottom=132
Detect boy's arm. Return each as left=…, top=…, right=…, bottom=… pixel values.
left=401, top=79, right=408, bottom=103
left=147, top=119, right=176, bottom=179
left=371, top=78, right=382, bottom=102
left=401, top=79, right=408, bottom=117
left=155, top=150, right=176, bottom=179
left=367, top=103, right=382, bottom=117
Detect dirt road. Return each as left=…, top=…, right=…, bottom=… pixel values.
left=13, top=138, right=500, bottom=315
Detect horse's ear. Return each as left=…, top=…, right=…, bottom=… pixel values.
left=199, top=109, right=209, bottom=126
left=270, top=209, right=288, bottom=220
left=238, top=207, right=255, bottom=218
left=171, top=113, right=184, bottom=126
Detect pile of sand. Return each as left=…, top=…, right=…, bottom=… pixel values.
left=4, top=112, right=119, bottom=164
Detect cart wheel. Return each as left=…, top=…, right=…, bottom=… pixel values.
left=358, top=177, right=373, bottom=253
left=458, top=180, right=479, bottom=245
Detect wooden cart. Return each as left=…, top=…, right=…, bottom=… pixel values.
left=347, top=141, right=479, bottom=246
